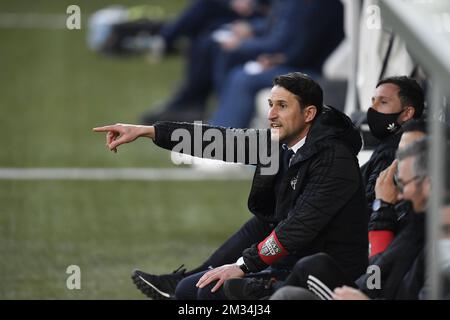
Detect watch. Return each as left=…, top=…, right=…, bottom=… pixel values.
left=372, top=198, right=394, bottom=211
left=236, top=257, right=250, bottom=274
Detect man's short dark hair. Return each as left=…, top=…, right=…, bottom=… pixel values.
left=376, top=76, right=425, bottom=119
left=273, top=72, right=323, bottom=114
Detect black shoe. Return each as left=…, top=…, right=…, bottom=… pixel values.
left=223, top=277, right=277, bottom=300
left=131, top=265, right=186, bottom=300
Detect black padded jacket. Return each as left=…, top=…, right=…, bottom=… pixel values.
left=153, top=106, right=369, bottom=279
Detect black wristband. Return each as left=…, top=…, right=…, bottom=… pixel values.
left=236, top=257, right=250, bottom=274
left=369, top=206, right=398, bottom=232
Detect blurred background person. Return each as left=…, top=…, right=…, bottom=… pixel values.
left=208, top=0, right=344, bottom=128
left=140, top=0, right=344, bottom=126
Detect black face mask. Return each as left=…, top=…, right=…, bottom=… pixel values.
left=367, top=107, right=402, bottom=140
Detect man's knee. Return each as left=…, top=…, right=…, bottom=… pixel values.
left=175, top=275, right=198, bottom=300
left=197, top=282, right=222, bottom=300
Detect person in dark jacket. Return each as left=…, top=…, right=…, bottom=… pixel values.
left=264, top=137, right=430, bottom=300
left=213, top=77, right=425, bottom=300
left=223, top=127, right=426, bottom=300
left=367, top=118, right=427, bottom=258
left=360, top=76, right=425, bottom=212
left=93, top=72, right=368, bottom=300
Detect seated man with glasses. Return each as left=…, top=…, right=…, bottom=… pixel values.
left=367, top=119, right=427, bottom=258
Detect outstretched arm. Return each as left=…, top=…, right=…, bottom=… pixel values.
left=92, top=123, right=155, bottom=153
left=95, top=121, right=277, bottom=169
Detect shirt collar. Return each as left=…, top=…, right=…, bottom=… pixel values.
left=289, top=136, right=306, bottom=154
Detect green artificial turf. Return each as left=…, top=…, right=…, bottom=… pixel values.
left=0, top=180, right=251, bottom=299
left=0, top=0, right=254, bottom=299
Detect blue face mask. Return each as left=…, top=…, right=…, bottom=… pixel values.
left=366, top=107, right=402, bottom=140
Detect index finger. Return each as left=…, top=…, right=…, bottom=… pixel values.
left=386, top=159, right=399, bottom=176
left=197, top=277, right=210, bottom=289
left=196, top=271, right=212, bottom=287
left=197, top=271, right=219, bottom=288
left=92, top=125, right=116, bottom=132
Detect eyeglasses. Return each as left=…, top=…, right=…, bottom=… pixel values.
left=393, top=173, right=423, bottom=193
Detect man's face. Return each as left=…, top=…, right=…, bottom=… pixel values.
left=371, top=83, right=403, bottom=114
left=397, top=156, right=428, bottom=213
left=268, top=85, right=309, bottom=147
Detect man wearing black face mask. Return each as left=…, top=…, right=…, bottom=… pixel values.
left=361, top=76, right=424, bottom=214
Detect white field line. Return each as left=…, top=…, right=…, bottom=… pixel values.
left=0, top=11, right=175, bottom=29
left=0, top=168, right=254, bottom=181
left=0, top=13, right=73, bottom=29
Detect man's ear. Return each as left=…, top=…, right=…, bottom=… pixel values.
left=304, top=105, right=318, bottom=123
left=399, top=106, right=415, bottom=123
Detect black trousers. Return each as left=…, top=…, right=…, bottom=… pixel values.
left=280, top=253, right=358, bottom=300
left=175, top=216, right=273, bottom=300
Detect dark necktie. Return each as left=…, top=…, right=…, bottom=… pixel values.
left=282, top=148, right=295, bottom=172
